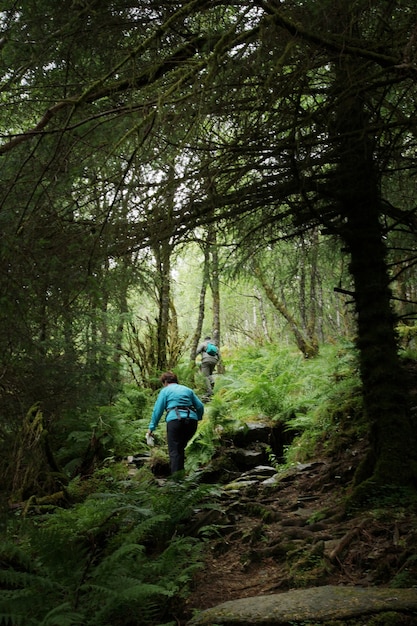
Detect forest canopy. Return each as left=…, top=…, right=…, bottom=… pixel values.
left=1, top=0, right=417, bottom=501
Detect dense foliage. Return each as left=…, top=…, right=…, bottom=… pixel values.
left=1, top=342, right=368, bottom=626
left=1, top=5, right=417, bottom=620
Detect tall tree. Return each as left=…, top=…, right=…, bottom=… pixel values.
left=184, top=0, right=417, bottom=492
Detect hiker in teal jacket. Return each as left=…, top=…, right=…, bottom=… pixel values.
left=147, top=371, right=204, bottom=475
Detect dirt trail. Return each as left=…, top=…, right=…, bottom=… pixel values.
left=181, top=451, right=417, bottom=623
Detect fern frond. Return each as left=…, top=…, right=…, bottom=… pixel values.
left=40, top=603, right=84, bottom=626
left=81, top=580, right=168, bottom=626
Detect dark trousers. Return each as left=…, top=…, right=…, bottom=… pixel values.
left=166, top=418, right=198, bottom=475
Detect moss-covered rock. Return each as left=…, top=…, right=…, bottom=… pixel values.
left=187, top=585, right=417, bottom=625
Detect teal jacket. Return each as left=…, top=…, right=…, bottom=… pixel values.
left=148, top=383, right=204, bottom=432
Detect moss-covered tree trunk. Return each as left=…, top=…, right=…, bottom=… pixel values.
left=155, top=241, right=171, bottom=374
left=334, top=58, right=417, bottom=495
left=252, top=261, right=319, bottom=358
left=190, top=243, right=210, bottom=362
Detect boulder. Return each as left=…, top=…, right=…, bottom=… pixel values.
left=187, top=585, right=417, bottom=625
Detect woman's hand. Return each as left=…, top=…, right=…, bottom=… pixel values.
left=146, top=430, right=155, bottom=446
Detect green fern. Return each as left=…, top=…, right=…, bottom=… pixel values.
left=1, top=470, right=210, bottom=626
left=55, top=384, right=152, bottom=475
left=1, top=341, right=367, bottom=625
left=186, top=342, right=362, bottom=469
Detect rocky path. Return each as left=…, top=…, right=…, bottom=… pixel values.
left=179, top=436, right=417, bottom=625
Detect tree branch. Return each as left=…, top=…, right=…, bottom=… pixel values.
left=258, top=0, right=403, bottom=69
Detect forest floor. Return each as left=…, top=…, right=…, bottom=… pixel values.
left=179, top=442, right=417, bottom=624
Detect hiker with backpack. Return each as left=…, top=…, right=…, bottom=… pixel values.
left=195, top=335, right=220, bottom=398
left=146, top=371, right=204, bottom=476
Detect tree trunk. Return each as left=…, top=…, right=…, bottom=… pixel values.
left=210, top=228, right=225, bottom=372
left=307, top=229, right=320, bottom=342
left=255, top=287, right=271, bottom=342
left=190, top=244, right=210, bottom=361
left=253, top=262, right=319, bottom=358
left=154, top=241, right=171, bottom=373
left=333, top=58, right=417, bottom=495
left=112, top=271, right=129, bottom=386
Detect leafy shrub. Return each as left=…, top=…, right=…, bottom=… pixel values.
left=56, top=385, right=152, bottom=475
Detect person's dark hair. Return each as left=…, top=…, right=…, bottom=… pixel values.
left=160, top=371, right=178, bottom=385
left=204, top=335, right=211, bottom=340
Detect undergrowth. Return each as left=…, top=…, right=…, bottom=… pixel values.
left=0, top=470, right=216, bottom=626
left=0, top=340, right=378, bottom=625
left=186, top=341, right=364, bottom=469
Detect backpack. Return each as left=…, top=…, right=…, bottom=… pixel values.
left=205, top=342, right=219, bottom=357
